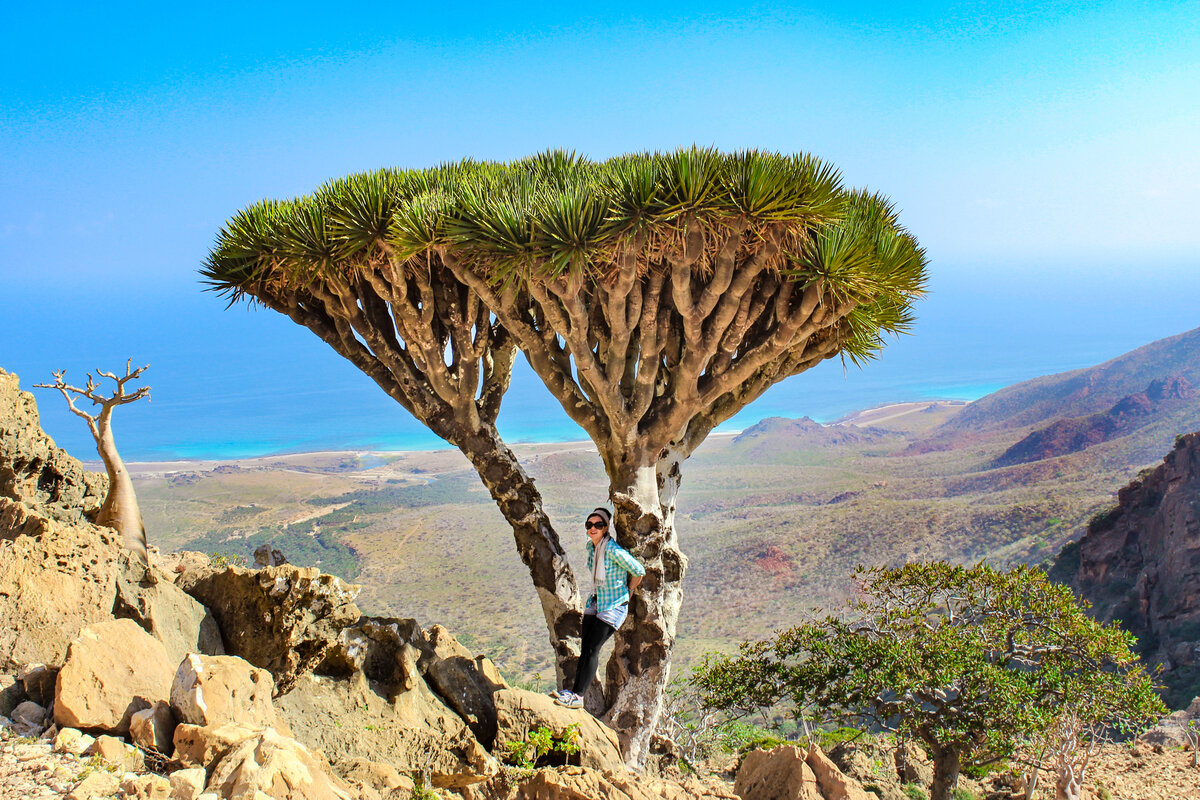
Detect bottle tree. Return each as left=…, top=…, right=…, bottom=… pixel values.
left=203, top=148, right=927, bottom=765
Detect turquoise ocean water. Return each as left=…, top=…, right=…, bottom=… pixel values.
left=3, top=263, right=1198, bottom=462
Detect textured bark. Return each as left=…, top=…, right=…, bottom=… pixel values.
left=247, top=262, right=584, bottom=681
left=93, top=417, right=147, bottom=566
left=928, top=747, right=961, bottom=800
left=600, top=450, right=687, bottom=768
left=1055, top=767, right=1082, bottom=800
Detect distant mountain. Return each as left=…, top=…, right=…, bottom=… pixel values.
left=993, top=376, right=1196, bottom=467
left=732, top=416, right=894, bottom=451
left=941, top=325, right=1200, bottom=434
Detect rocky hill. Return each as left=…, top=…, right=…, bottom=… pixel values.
left=993, top=376, right=1197, bottom=467
left=1052, top=429, right=1200, bottom=707
left=938, top=324, right=1200, bottom=434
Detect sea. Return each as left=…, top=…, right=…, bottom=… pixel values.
left=3, top=262, right=1198, bottom=462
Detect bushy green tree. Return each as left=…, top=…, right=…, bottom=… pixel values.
left=202, top=148, right=927, bottom=764
left=692, top=562, right=1163, bottom=800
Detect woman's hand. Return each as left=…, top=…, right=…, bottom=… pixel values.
left=628, top=575, right=643, bottom=593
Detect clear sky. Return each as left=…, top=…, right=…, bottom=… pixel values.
left=2, top=1, right=1199, bottom=458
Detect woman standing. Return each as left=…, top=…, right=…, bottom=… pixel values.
left=552, top=507, right=645, bottom=709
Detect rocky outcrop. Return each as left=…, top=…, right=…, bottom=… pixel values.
left=113, top=558, right=225, bottom=666
left=171, top=653, right=283, bottom=731
left=0, top=498, right=124, bottom=670
left=178, top=563, right=361, bottom=693
left=735, top=745, right=822, bottom=800
left=53, top=618, right=176, bottom=735
left=0, top=367, right=106, bottom=525
left=1058, top=430, right=1200, bottom=705
left=204, top=726, right=355, bottom=800
left=491, top=688, right=625, bottom=773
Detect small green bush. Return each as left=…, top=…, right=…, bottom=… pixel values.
left=903, top=783, right=928, bottom=800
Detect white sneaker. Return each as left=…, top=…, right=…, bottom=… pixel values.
left=555, top=692, right=584, bottom=709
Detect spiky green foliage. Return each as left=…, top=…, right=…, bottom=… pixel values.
left=202, top=147, right=926, bottom=460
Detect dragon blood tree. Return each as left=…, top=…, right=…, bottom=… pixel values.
left=202, top=148, right=927, bottom=765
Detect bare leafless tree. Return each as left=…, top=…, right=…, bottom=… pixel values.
left=36, top=361, right=151, bottom=572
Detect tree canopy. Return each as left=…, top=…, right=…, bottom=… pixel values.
left=692, top=562, right=1163, bottom=800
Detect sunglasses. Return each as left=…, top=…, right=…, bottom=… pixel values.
left=585, top=520, right=607, bottom=530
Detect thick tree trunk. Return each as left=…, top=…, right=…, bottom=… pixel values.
left=1055, top=764, right=1083, bottom=800
left=458, top=425, right=583, bottom=684
left=93, top=415, right=148, bottom=569
left=928, top=746, right=961, bottom=800
left=602, top=449, right=688, bottom=768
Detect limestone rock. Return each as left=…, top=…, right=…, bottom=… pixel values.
left=12, top=699, right=51, bottom=736
left=54, top=618, right=176, bottom=735
left=178, top=564, right=361, bottom=692
left=0, top=367, right=107, bottom=525
left=53, top=726, right=96, bottom=755
left=204, top=726, right=354, bottom=800
left=156, top=551, right=212, bottom=585
left=333, top=757, right=414, bottom=799
left=88, top=733, right=147, bottom=771
left=424, top=624, right=506, bottom=747
left=735, top=745, right=822, bottom=800
left=170, top=767, right=208, bottom=800
left=173, top=722, right=262, bottom=769
left=0, top=498, right=124, bottom=671
left=0, top=672, right=23, bottom=716
left=17, top=662, right=58, bottom=707
left=130, top=700, right=176, bottom=754
left=114, top=557, right=225, bottom=666
left=171, top=654, right=282, bottom=731
left=122, top=773, right=173, bottom=800
left=492, top=688, right=624, bottom=774
left=276, top=670, right=497, bottom=789
left=67, top=770, right=122, bottom=800
left=807, top=745, right=872, bottom=800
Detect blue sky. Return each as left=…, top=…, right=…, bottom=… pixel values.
left=2, top=2, right=1199, bottom=458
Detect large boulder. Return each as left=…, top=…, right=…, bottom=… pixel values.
left=173, top=722, right=263, bottom=769
left=276, top=669, right=498, bottom=789
left=113, top=556, right=225, bottom=666
left=492, top=688, right=625, bottom=774
left=54, top=618, right=176, bottom=735
left=806, top=745, right=873, bottom=800
left=0, top=498, right=124, bottom=671
left=0, top=367, right=106, bottom=525
left=735, top=745, right=823, bottom=800
left=204, top=726, right=354, bottom=800
left=178, top=564, right=361, bottom=693
left=424, top=624, right=508, bottom=748
left=171, top=653, right=284, bottom=732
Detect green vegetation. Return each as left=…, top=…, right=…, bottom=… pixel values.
left=693, top=562, right=1164, bottom=800
left=503, top=724, right=581, bottom=769
left=184, top=525, right=360, bottom=580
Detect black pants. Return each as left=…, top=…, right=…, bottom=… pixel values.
left=571, top=613, right=617, bottom=695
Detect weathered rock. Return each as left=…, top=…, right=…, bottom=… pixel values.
left=333, top=757, right=414, bottom=799
left=0, top=672, right=23, bottom=716
left=12, top=699, right=51, bottom=736
left=114, top=557, right=225, bottom=666
left=492, top=688, right=624, bottom=774
left=1066, top=431, right=1200, bottom=704
left=156, top=551, right=212, bottom=585
left=486, top=765, right=738, bottom=800
left=130, top=700, right=176, bottom=754
left=0, top=367, right=107, bottom=525
left=173, top=722, right=262, bottom=769
left=122, top=773, right=173, bottom=800
left=254, top=544, right=288, bottom=567
left=204, top=726, right=354, bottom=800
left=171, top=654, right=282, bottom=731
left=735, top=745, right=822, bottom=800
left=807, top=745, right=873, bottom=800
left=169, top=767, right=208, bottom=800
left=277, top=670, right=498, bottom=789
left=178, top=564, right=361, bottom=693
left=54, top=618, right=176, bottom=735
left=53, top=726, right=96, bottom=755
left=894, top=741, right=934, bottom=788
left=67, top=770, right=122, bottom=800
left=829, top=740, right=906, bottom=800
left=0, top=498, right=124, bottom=671
left=424, top=624, right=506, bottom=747
left=87, top=733, right=147, bottom=771
left=18, top=662, right=59, bottom=707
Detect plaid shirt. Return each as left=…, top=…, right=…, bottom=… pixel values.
left=586, top=537, right=646, bottom=613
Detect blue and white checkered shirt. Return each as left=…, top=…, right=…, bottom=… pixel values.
left=585, top=537, right=645, bottom=618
